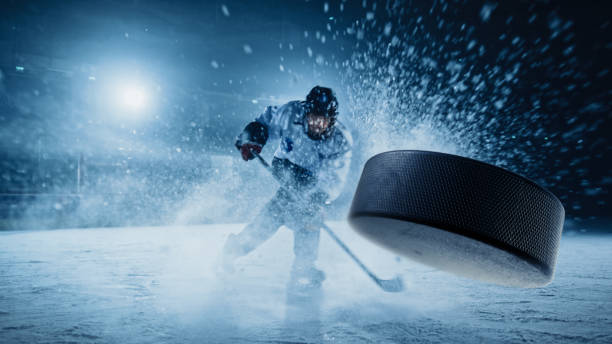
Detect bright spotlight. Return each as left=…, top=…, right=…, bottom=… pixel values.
left=118, top=84, right=147, bottom=111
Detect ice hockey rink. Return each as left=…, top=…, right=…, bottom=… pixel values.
left=1, top=1, right=611, bottom=343
left=1, top=222, right=611, bottom=343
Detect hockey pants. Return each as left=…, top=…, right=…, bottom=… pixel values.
left=222, top=188, right=320, bottom=270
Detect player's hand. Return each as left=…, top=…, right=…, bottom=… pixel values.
left=238, top=143, right=262, bottom=161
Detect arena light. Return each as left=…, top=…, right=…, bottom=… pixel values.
left=117, top=83, right=148, bottom=112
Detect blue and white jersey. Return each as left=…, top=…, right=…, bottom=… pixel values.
left=254, top=101, right=352, bottom=200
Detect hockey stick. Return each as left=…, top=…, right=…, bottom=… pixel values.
left=250, top=150, right=404, bottom=293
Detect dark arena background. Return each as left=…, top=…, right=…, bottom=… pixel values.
left=1, top=1, right=610, bottom=343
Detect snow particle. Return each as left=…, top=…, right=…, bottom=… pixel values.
left=480, top=3, right=497, bottom=22
left=315, top=54, right=325, bottom=65
left=210, top=60, right=219, bottom=69
left=221, top=4, right=230, bottom=17
left=467, top=40, right=476, bottom=50
left=384, top=22, right=392, bottom=36
left=243, top=44, right=253, bottom=54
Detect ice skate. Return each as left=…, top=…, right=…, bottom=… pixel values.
left=290, top=265, right=326, bottom=290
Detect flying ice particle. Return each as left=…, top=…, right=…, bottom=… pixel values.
left=384, top=22, right=392, bottom=36
left=307, top=47, right=313, bottom=57
left=324, top=2, right=329, bottom=13
left=479, top=45, right=486, bottom=56
left=211, top=60, right=219, bottom=69
left=366, top=12, right=374, bottom=20
left=279, top=64, right=285, bottom=72
left=453, top=81, right=468, bottom=92
left=480, top=3, right=497, bottom=22
left=243, top=44, right=253, bottom=54
left=315, top=54, right=325, bottom=65
left=221, top=4, right=230, bottom=17
left=529, top=14, right=537, bottom=23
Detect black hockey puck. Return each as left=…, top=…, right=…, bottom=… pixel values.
left=348, top=150, right=565, bottom=288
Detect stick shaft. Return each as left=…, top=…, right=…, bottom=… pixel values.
left=320, top=223, right=381, bottom=284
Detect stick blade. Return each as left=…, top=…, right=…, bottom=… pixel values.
left=377, top=276, right=404, bottom=292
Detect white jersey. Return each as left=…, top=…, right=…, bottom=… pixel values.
left=254, top=101, right=352, bottom=200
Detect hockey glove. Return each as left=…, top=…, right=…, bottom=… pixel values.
left=238, top=142, right=262, bottom=161
left=235, top=121, right=268, bottom=161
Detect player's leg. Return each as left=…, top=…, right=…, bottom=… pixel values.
left=220, top=189, right=289, bottom=272
left=291, top=227, right=325, bottom=286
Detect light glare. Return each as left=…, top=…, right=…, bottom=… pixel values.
left=119, top=85, right=147, bottom=111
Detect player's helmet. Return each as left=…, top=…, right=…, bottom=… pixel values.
left=304, top=86, right=338, bottom=140
left=305, top=86, right=338, bottom=125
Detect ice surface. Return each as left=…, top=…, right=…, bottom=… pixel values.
left=1, top=223, right=611, bottom=343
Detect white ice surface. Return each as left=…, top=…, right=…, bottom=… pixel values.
left=0, top=223, right=611, bottom=343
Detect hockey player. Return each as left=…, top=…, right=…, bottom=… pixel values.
left=221, top=86, right=352, bottom=287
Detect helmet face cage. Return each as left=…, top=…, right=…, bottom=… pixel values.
left=304, top=86, right=338, bottom=140
left=305, top=85, right=338, bottom=122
